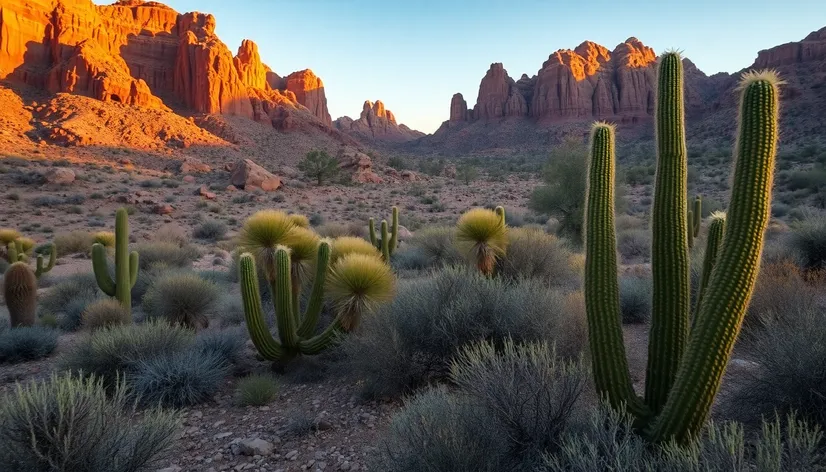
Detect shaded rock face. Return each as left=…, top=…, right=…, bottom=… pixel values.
left=0, top=0, right=333, bottom=126
left=230, top=158, right=282, bottom=191
left=754, top=26, right=826, bottom=68
left=334, top=99, right=424, bottom=143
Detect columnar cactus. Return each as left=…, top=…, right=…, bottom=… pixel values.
left=92, top=208, right=139, bottom=317
left=369, top=206, right=399, bottom=261
left=583, top=53, right=781, bottom=444
left=3, top=262, right=37, bottom=327
left=694, top=213, right=726, bottom=317
left=239, top=210, right=395, bottom=364
left=34, top=243, right=56, bottom=279
left=687, top=196, right=702, bottom=248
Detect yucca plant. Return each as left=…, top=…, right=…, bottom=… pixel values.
left=330, top=236, right=381, bottom=263
left=455, top=206, right=508, bottom=276
left=93, top=231, right=116, bottom=248
left=288, top=213, right=311, bottom=228
left=238, top=210, right=395, bottom=364
left=583, top=52, right=781, bottom=444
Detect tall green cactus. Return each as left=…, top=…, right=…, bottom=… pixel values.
left=92, top=208, right=139, bottom=317
left=583, top=55, right=781, bottom=443
left=694, top=212, right=725, bottom=317
left=369, top=206, right=399, bottom=261
left=6, top=241, right=23, bottom=263
left=3, top=262, right=37, bottom=327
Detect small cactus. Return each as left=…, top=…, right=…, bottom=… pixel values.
left=34, top=243, right=56, bottom=279
left=368, top=206, right=400, bottom=261
left=92, top=208, right=139, bottom=317
left=3, top=262, right=37, bottom=327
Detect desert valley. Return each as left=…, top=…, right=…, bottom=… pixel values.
left=1, top=0, right=826, bottom=471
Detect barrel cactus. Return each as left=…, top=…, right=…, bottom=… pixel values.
left=583, top=51, right=781, bottom=444
left=238, top=210, right=395, bottom=364
left=92, top=208, right=139, bottom=317
left=3, top=262, right=38, bottom=327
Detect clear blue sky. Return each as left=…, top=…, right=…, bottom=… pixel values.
left=160, top=0, right=824, bottom=133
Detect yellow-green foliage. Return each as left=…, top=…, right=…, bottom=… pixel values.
left=93, top=232, right=116, bottom=248
left=456, top=208, right=508, bottom=276
left=327, top=253, right=396, bottom=331
left=82, top=299, right=129, bottom=331
left=288, top=214, right=310, bottom=228
left=331, top=236, right=381, bottom=263
left=0, top=229, right=21, bottom=246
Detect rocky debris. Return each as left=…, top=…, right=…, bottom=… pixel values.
left=400, top=170, right=419, bottom=182
left=229, top=159, right=282, bottom=191
left=179, top=157, right=212, bottom=174
left=337, top=147, right=383, bottom=184
left=154, top=203, right=174, bottom=215
left=198, top=185, right=216, bottom=200
left=43, top=167, right=75, bottom=185
left=334, top=100, right=424, bottom=143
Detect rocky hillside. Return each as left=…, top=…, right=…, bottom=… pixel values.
left=334, top=100, right=424, bottom=143
left=411, top=27, right=826, bottom=155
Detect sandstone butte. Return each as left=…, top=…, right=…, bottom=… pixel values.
left=447, top=28, right=826, bottom=126
left=334, top=100, right=425, bottom=143
left=0, top=0, right=333, bottom=130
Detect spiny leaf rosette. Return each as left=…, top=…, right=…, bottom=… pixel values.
left=238, top=210, right=396, bottom=363
left=455, top=207, right=508, bottom=276
left=583, top=52, right=781, bottom=445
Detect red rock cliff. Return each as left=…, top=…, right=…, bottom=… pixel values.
left=334, top=99, right=424, bottom=143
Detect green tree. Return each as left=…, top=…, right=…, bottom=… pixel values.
left=298, top=150, right=339, bottom=186
left=457, top=164, right=478, bottom=185
left=529, top=140, right=625, bottom=244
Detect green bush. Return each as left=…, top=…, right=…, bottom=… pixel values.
left=617, top=228, right=651, bottom=262
left=39, top=272, right=100, bottom=324
left=0, top=327, right=58, bottom=363
left=342, top=267, right=587, bottom=398
left=53, top=230, right=94, bottom=256
left=82, top=299, right=129, bottom=330
left=0, top=373, right=179, bottom=472
left=142, top=273, right=219, bottom=329
left=408, top=226, right=463, bottom=268
left=194, top=328, right=245, bottom=365
left=619, top=275, right=652, bottom=324
left=131, top=350, right=229, bottom=408
left=298, top=150, right=339, bottom=185
left=497, top=227, right=580, bottom=289
left=134, top=242, right=200, bottom=270
left=237, top=374, right=279, bottom=406
left=193, top=219, right=227, bottom=241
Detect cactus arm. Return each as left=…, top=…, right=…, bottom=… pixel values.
left=7, top=242, right=19, bottom=263
left=687, top=211, right=695, bottom=249
left=645, top=52, right=692, bottom=414
left=92, top=243, right=116, bottom=296
left=297, top=242, right=331, bottom=338
left=368, top=218, right=378, bottom=248
left=388, top=206, right=399, bottom=255
left=693, top=196, right=702, bottom=237
left=34, top=243, right=56, bottom=278
left=299, top=315, right=344, bottom=355
left=239, top=253, right=286, bottom=361
left=495, top=206, right=506, bottom=227
left=272, top=247, right=299, bottom=349
left=129, top=251, right=139, bottom=288
left=380, top=220, right=390, bottom=261
left=584, top=123, right=648, bottom=419
left=113, top=209, right=132, bottom=315
left=694, top=214, right=726, bottom=318
left=650, top=72, right=780, bottom=444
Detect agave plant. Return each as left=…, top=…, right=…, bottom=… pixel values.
left=238, top=210, right=396, bottom=363
left=455, top=207, right=508, bottom=276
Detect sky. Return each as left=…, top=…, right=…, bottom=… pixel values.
left=159, top=0, right=825, bottom=134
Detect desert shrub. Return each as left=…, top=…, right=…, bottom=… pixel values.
left=0, top=258, right=8, bottom=274
left=131, top=350, right=229, bottom=408
left=619, top=275, right=652, bottom=324
left=38, top=272, right=100, bottom=331
left=53, top=230, right=94, bottom=256
left=391, top=247, right=430, bottom=271
left=142, top=273, right=219, bottom=329
left=0, top=373, right=179, bottom=472
left=82, top=299, right=129, bottom=330
left=215, top=294, right=245, bottom=325
left=371, top=340, right=588, bottom=471
left=726, top=306, right=826, bottom=430
left=61, top=322, right=194, bottom=388
left=153, top=225, right=189, bottom=247
left=0, top=326, right=59, bottom=363
left=193, top=219, right=227, bottom=241
left=92, top=231, right=116, bottom=248
left=316, top=222, right=365, bottom=239
left=408, top=226, right=463, bottom=268
left=543, top=404, right=823, bottom=471
left=237, top=374, right=279, bottom=406
left=617, top=228, right=651, bottom=262
left=298, top=149, right=339, bottom=185
left=194, top=328, right=245, bottom=365
left=342, top=266, right=587, bottom=398
left=497, top=227, right=580, bottom=289
left=790, top=214, right=826, bottom=269
left=134, top=242, right=200, bottom=270
left=746, top=260, right=822, bottom=328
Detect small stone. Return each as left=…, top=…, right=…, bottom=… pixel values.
left=213, top=432, right=233, bottom=440
left=340, top=461, right=351, bottom=471
left=238, top=438, right=274, bottom=456
left=286, top=450, right=299, bottom=461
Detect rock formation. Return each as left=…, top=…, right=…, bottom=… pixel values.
left=334, top=100, right=424, bottom=143
left=0, top=0, right=332, bottom=130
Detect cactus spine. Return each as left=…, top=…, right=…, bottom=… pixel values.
left=239, top=242, right=341, bottom=361
left=583, top=54, right=781, bottom=443
left=92, top=208, right=139, bottom=317
left=369, top=206, right=399, bottom=261
left=3, top=262, right=37, bottom=327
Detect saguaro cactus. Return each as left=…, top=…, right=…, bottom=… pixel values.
left=3, top=262, right=38, bottom=327
left=583, top=53, right=781, bottom=444
left=92, top=208, right=139, bottom=317
left=369, top=206, right=400, bottom=261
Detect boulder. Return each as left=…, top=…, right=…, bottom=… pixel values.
left=44, top=167, right=75, bottom=185
left=238, top=438, right=274, bottom=456
left=229, top=159, right=282, bottom=191
left=179, top=157, right=211, bottom=174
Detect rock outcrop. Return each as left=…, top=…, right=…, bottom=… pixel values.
left=0, top=0, right=334, bottom=131
left=334, top=100, right=424, bottom=143
left=449, top=93, right=468, bottom=122
left=754, top=26, right=826, bottom=68
left=229, top=158, right=282, bottom=191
